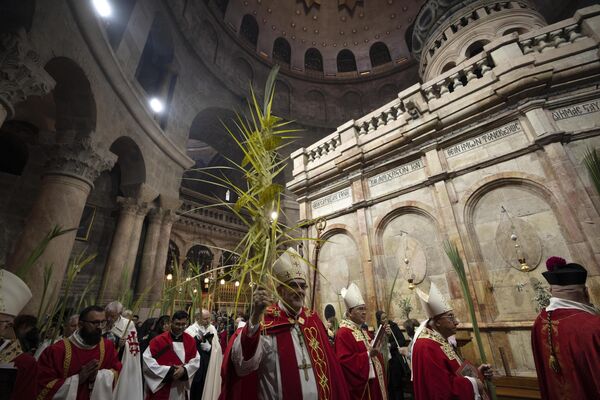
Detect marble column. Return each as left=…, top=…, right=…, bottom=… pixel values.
left=135, top=208, right=163, bottom=300
left=6, top=138, right=116, bottom=314
left=0, top=30, right=55, bottom=126
left=148, top=210, right=178, bottom=303
left=97, top=197, right=147, bottom=304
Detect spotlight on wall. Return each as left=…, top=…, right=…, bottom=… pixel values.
left=92, top=0, right=112, bottom=18
left=149, top=97, right=164, bottom=113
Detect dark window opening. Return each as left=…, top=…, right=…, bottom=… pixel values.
left=337, top=49, right=357, bottom=73
left=240, top=14, right=259, bottom=48
left=272, top=37, right=291, bottom=65
left=304, top=48, right=323, bottom=72
left=369, top=42, right=392, bottom=67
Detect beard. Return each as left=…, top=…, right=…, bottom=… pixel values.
left=80, top=328, right=102, bottom=345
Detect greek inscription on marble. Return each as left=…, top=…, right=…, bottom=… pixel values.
left=445, top=121, right=521, bottom=158
left=312, top=188, right=351, bottom=210
left=368, top=159, right=424, bottom=187
left=551, top=99, right=600, bottom=121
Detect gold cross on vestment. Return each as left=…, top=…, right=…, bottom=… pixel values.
left=298, top=359, right=312, bottom=381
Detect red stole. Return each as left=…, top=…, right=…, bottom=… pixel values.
left=411, top=328, right=474, bottom=400
left=146, top=331, right=197, bottom=400
left=219, top=305, right=350, bottom=400
left=531, top=308, right=600, bottom=400
left=335, top=321, right=386, bottom=400
left=37, top=337, right=121, bottom=400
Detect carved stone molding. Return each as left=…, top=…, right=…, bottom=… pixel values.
left=0, top=29, right=55, bottom=118
left=44, top=137, right=117, bottom=187
left=116, top=196, right=148, bottom=216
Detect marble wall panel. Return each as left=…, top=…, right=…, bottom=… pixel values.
left=469, top=185, right=572, bottom=322
left=318, top=232, right=363, bottom=319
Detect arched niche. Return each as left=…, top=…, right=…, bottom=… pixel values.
left=304, top=48, right=323, bottom=72
left=240, top=14, right=259, bottom=48
left=45, top=57, right=96, bottom=137
left=305, top=90, right=326, bottom=122
left=273, top=37, right=291, bottom=65
left=369, top=42, right=392, bottom=67
left=109, top=136, right=146, bottom=192
left=465, top=179, right=573, bottom=322
left=317, top=231, right=363, bottom=319
left=337, top=49, right=357, bottom=73
left=341, top=91, right=363, bottom=121
left=377, top=207, right=446, bottom=320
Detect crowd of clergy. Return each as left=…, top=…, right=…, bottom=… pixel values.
left=0, top=249, right=598, bottom=400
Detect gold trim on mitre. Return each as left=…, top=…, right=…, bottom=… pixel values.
left=0, top=269, right=32, bottom=317
left=416, top=282, right=452, bottom=319
left=341, top=282, right=365, bottom=310
left=273, top=248, right=308, bottom=285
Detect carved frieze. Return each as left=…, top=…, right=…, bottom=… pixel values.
left=44, top=137, right=117, bottom=186
left=0, top=30, right=55, bottom=118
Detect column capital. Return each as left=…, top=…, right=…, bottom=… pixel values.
left=116, top=196, right=148, bottom=216
left=162, top=209, right=179, bottom=225
left=45, top=137, right=117, bottom=187
left=0, top=30, right=55, bottom=119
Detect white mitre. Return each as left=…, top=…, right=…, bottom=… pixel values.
left=341, top=282, right=365, bottom=310
left=0, top=269, right=33, bottom=316
left=272, top=248, right=308, bottom=284
left=416, top=282, right=452, bottom=319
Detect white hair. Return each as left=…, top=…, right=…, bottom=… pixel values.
left=105, top=301, right=123, bottom=314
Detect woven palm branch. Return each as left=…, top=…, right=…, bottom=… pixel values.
left=185, top=66, right=313, bottom=307
left=443, top=240, right=497, bottom=400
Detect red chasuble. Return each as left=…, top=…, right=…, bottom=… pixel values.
left=219, top=304, right=350, bottom=400
left=411, top=327, right=474, bottom=400
left=37, top=337, right=121, bottom=400
left=335, top=320, right=387, bottom=400
left=531, top=308, right=600, bottom=399
left=11, top=352, right=38, bottom=400
left=145, top=331, right=198, bottom=400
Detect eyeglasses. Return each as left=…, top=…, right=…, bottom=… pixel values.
left=81, top=319, right=107, bottom=328
left=437, top=314, right=458, bottom=322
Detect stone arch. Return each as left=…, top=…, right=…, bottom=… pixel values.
left=462, top=174, right=579, bottom=321
left=341, top=91, right=363, bottom=121
left=369, top=42, right=392, bottom=67
left=199, top=20, right=219, bottom=63
left=374, top=203, right=446, bottom=320
left=108, top=136, right=146, bottom=192
left=184, top=244, right=214, bottom=273
left=464, top=39, right=490, bottom=59
left=305, top=90, right=327, bottom=122
left=304, top=48, right=323, bottom=72
left=317, top=227, right=362, bottom=318
left=337, top=49, right=357, bottom=73
left=377, top=84, right=398, bottom=104
left=272, top=37, right=291, bottom=65
left=44, top=57, right=96, bottom=137
left=240, top=14, right=259, bottom=48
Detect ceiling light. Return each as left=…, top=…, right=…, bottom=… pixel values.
left=92, top=0, right=112, bottom=18
left=149, top=97, right=164, bottom=113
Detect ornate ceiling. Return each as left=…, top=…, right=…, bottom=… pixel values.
left=226, top=0, right=427, bottom=70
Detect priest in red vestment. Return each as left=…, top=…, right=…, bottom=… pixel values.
left=142, top=310, right=200, bottom=400
left=411, top=283, right=492, bottom=400
left=335, top=283, right=387, bottom=400
left=531, top=256, right=600, bottom=399
left=219, top=248, right=350, bottom=400
left=37, top=305, right=122, bottom=400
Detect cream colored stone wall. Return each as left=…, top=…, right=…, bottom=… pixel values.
left=289, top=5, right=600, bottom=376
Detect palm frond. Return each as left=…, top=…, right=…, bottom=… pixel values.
left=583, top=147, right=600, bottom=195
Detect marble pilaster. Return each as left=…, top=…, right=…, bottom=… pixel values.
left=0, top=30, right=55, bottom=126
left=6, top=138, right=116, bottom=314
